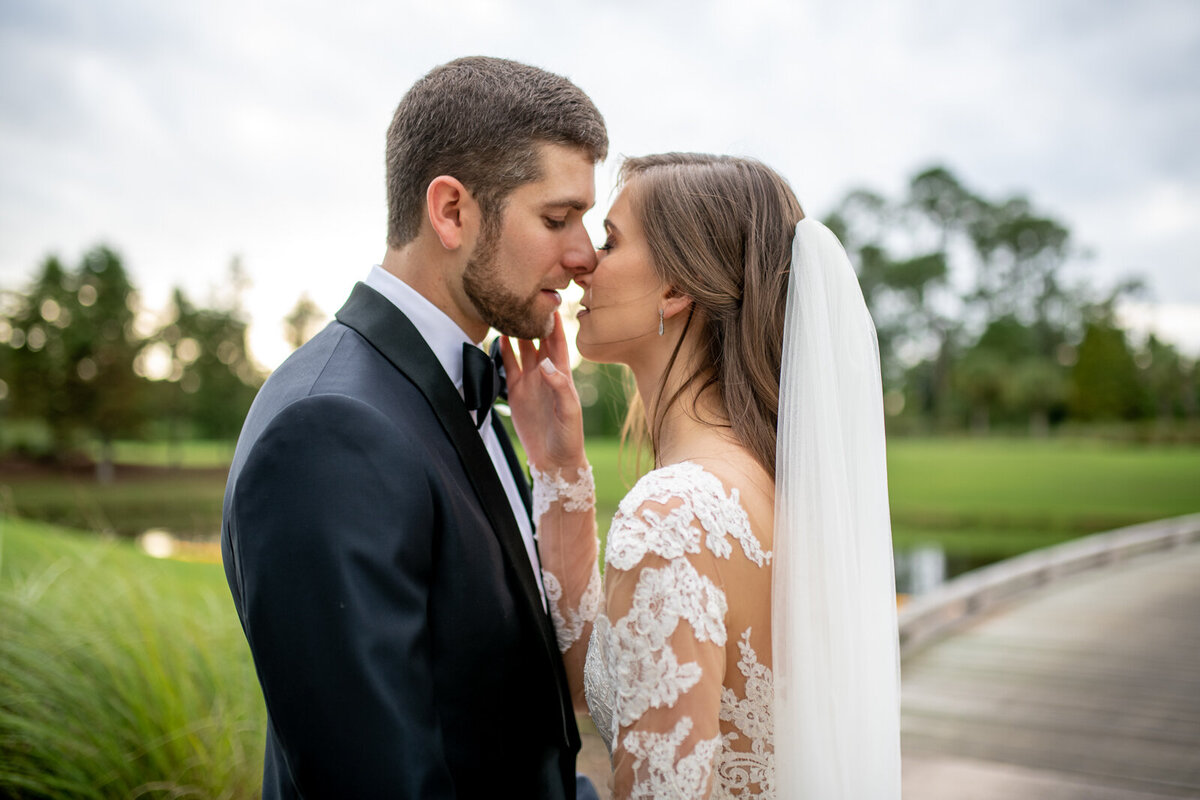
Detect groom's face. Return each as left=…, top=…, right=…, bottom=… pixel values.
left=461, top=143, right=597, bottom=340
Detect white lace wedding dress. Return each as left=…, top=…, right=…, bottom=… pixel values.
left=535, top=460, right=775, bottom=799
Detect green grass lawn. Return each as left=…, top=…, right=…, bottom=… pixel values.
left=885, top=437, right=1200, bottom=555
left=86, top=439, right=238, bottom=469
left=0, top=516, right=264, bottom=798
left=4, top=436, right=1198, bottom=556
left=584, top=435, right=1200, bottom=549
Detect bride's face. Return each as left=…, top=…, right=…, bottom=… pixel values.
left=573, top=185, right=665, bottom=365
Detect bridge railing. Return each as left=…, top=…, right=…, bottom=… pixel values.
left=897, top=512, right=1200, bottom=657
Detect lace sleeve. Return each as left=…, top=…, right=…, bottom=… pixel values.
left=590, top=473, right=735, bottom=800
left=530, top=463, right=600, bottom=711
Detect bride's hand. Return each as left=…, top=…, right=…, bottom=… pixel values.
left=499, top=311, right=586, bottom=470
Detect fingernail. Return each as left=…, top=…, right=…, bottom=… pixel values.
left=539, top=358, right=557, bottom=375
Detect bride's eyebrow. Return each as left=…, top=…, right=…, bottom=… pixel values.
left=603, top=219, right=620, bottom=235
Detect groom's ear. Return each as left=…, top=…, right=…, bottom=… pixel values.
left=426, top=176, right=480, bottom=251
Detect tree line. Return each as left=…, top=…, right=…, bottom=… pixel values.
left=2, top=165, right=1197, bottom=470
left=0, top=246, right=265, bottom=471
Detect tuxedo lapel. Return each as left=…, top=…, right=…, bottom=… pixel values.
left=334, top=284, right=575, bottom=743
left=492, top=412, right=533, bottom=521
left=336, top=284, right=542, bottom=605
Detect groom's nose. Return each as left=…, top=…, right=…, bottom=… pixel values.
left=561, top=223, right=597, bottom=275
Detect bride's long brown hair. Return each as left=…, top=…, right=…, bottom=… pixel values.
left=619, top=153, right=805, bottom=481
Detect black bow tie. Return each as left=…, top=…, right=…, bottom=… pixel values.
left=462, top=339, right=507, bottom=428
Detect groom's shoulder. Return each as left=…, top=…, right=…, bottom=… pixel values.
left=229, top=321, right=434, bottom=475
left=260, top=320, right=423, bottom=412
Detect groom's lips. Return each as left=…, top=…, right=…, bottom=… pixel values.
left=540, top=289, right=562, bottom=306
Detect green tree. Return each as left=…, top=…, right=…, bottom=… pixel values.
left=2, top=247, right=147, bottom=470
left=1006, top=358, right=1068, bottom=436
left=1137, top=334, right=1194, bottom=422
left=149, top=285, right=264, bottom=443
left=1069, top=317, right=1146, bottom=421
left=5, top=256, right=77, bottom=452
left=76, top=246, right=146, bottom=477
left=826, top=186, right=956, bottom=391
left=827, top=163, right=1135, bottom=432
left=575, top=361, right=630, bottom=437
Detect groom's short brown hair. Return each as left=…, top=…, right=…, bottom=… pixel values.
left=385, top=56, right=608, bottom=248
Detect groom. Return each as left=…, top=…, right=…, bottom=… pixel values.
left=221, top=57, right=606, bottom=798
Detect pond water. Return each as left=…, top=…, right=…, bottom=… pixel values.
left=893, top=545, right=1007, bottom=596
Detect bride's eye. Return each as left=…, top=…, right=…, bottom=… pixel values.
left=597, top=237, right=614, bottom=252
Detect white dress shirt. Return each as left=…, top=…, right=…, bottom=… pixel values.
left=364, top=266, right=545, bottom=606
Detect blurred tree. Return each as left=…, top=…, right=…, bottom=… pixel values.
left=1137, top=334, right=1193, bottom=421
left=149, top=285, right=264, bottom=444
left=283, top=293, right=327, bottom=351
left=1, top=248, right=270, bottom=467
left=1069, top=314, right=1146, bottom=421
left=5, top=256, right=77, bottom=452
left=954, top=348, right=1006, bottom=434
left=826, top=186, right=956, bottom=391
left=76, top=246, right=146, bottom=480
left=2, top=248, right=147, bottom=472
left=827, top=164, right=1138, bottom=433
left=575, top=361, right=630, bottom=437
left=1007, top=358, right=1068, bottom=436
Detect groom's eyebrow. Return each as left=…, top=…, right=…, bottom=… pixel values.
left=542, top=198, right=591, bottom=212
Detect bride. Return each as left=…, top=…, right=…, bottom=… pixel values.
left=501, top=153, right=901, bottom=799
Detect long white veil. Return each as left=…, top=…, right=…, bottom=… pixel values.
left=772, top=218, right=902, bottom=797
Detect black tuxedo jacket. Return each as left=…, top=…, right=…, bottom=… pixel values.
left=221, top=283, right=580, bottom=798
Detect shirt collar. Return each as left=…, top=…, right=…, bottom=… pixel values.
left=364, top=265, right=479, bottom=392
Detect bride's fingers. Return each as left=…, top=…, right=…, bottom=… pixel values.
left=545, top=312, right=572, bottom=369
left=498, top=335, right=519, bottom=379
left=516, top=337, right=539, bottom=379
left=535, top=356, right=577, bottom=412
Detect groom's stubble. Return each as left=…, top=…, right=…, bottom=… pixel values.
left=461, top=212, right=554, bottom=341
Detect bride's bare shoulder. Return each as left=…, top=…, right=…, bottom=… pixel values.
left=672, top=446, right=775, bottom=531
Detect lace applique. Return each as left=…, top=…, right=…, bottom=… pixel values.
left=606, top=462, right=771, bottom=571
left=584, top=556, right=728, bottom=748
left=622, top=716, right=723, bottom=800
left=544, top=561, right=602, bottom=653
left=714, top=629, right=775, bottom=799
left=530, top=464, right=595, bottom=523
left=611, top=558, right=727, bottom=730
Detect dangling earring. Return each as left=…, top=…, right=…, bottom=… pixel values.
left=658, top=308, right=665, bottom=336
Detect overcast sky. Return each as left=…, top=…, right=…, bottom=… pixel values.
left=2, top=0, right=1197, bottom=368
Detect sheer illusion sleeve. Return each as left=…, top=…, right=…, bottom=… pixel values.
left=530, top=463, right=601, bottom=710
left=598, top=493, right=728, bottom=799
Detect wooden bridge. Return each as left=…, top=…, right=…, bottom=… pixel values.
left=901, top=514, right=1200, bottom=799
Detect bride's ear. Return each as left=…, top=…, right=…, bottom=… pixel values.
left=426, top=176, right=479, bottom=251
left=661, top=287, right=693, bottom=321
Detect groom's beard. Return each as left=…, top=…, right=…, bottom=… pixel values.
left=462, top=225, right=552, bottom=341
